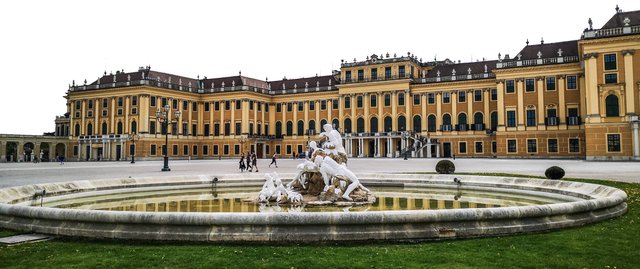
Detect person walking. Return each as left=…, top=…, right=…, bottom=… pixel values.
left=239, top=153, right=246, bottom=172
left=246, top=152, right=252, bottom=172
left=251, top=152, right=258, bottom=172
left=269, top=152, right=278, bottom=168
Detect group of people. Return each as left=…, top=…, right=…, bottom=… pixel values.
left=239, top=152, right=259, bottom=172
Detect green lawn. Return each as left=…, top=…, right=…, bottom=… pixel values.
left=0, top=176, right=638, bottom=269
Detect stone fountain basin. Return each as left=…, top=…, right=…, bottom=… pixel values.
left=0, top=173, right=627, bottom=242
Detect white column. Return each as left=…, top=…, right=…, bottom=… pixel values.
left=436, top=144, right=440, bottom=158
left=633, top=117, right=640, bottom=160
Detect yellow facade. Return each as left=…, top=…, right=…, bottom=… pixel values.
left=37, top=9, right=640, bottom=162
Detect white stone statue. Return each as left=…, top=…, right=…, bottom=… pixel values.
left=319, top=124, right=347, bottom=162
left=289, top=141, right=320, bottom=189
left=315, top=150, right=368, bottom=201
left=259, top=172, right=302, bottom=204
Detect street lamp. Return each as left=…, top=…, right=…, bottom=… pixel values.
left=156, top=104, right=181, bottom=171
left=129, top=132, right=140, bottom=164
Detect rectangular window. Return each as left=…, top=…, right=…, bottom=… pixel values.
left=162, top=97, right=167, bottom=107
left=459, top=142, right=467, bottom=154
left=310, top=101, right=315, bottom=111
left=286, top=145, right=292, bottom=155
left=183, top=100, right=188, bottom=110
left=526, top=110, right=536, bottom=127
left=287, top=103, right=293, bottom=112
left=275, top=145, right=281, bottom=154
left=204, top=102, right=210, bottom=112
left=357, top=96, right=363, bottom=108
left=321, top=100, right=326, bottom=110
left=507, top=139, right=517, bottom=153
left=458, top=91, right=466, bottom=103
left=546, top=77, right=556, bottom=91
left=398, top=93, right=405, bottom=106
left=213, top=145, right=219, bottom=155
left=507, top=110, right=517, bottom=127
left=385, top=67, right=392, bottom=78
left=173, top=99, right=178, bottom=110
left=566, top=75, right=577, bottom=90
left=427, top=93, right=435, bottom=104
left=225, top=101, right=230, bottom=110
left=413, top=94, right=420, bottom=105
left=443, top=92, right=450, bottom=103
left=604, top=73, right=618, bottom=84
left=88, top=100, right=94, bottom=109
left=102, top=98, right=108, bottom=108
left=345, top=71, right=351, bottom=82
left=102, top=109, right=107, bottom=117
left=150, top=121, right=156, bottom=135
left=131, top=96, right=137, bottom=106
left=235, top=122, right=241, bottom=135
left=204, top=124, right=210, bottom=136
left=249, top=100, right=254, bottom=110
left=527, top=139, right=537, bottom=153
left=150, top=96, right=156, bottom=106
left=276, top=103, right=282, bottom=112
left=87, top=111, right=93, bottom=117
left=298, top=102, right=303, bottom=111
left=214, top=101, right=220, bottom=111
left=234, top=145, right=240, bottom=155
left=475, top=141, right=483, bottom=153
left=371, top=68, right=377, bottom=80
left=214, top=123, right=220, bottom=136
left=257, top=102, right=262, bottom=112
left=548, top=139, right=558, bottom=153
left=172, top=145, right=178, bottom=155
left=150, top=145, right=157, bottom=156
left=604, top=53, right=617, bottom=70
left=357, top=69, right=364, bottom=81
left=182, top=145, right=189, bottom=155
left=203, top=145, right=209, bottom=156
left=569, top=138, right=580, bottom=153
left=399, top=66, right=405, bottom=77
left=332, top=100, right=338, bottom=110
left=474, top=90, right=482, bottom=102
left=370, top=95, right=377, bottom=107
left=344, top=97, right=351, bottom=109
left=525, top=79, right=535, bottom=92
left=117, top=108, right=123, bottom=116
left=73, top=145, right=78, bottom=156
left=235, top=100, right=241, bottom=109
left=384, top=94, right=391, bottom=106
left=223, top=145, right=229, bottom=155
left=192, top=145, right=198, bottom=156
left=506, top=80, right=515, bottom=93
left=607, top=134, right=621, bottom=152
left=131, top=108, right=137, bottom=115
left=118, top=97, right=123, bottom=107
left=491, top=88, right=497, bottom=100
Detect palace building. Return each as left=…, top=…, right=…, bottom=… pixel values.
left=2, top=8, right=639, bottom=162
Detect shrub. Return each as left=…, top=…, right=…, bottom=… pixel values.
left=436, top=160, right=456, bottom=174
left=545, top=166, right=565, bottom=179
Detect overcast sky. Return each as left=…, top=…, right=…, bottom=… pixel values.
left=0, top=0, right=636, bottom=135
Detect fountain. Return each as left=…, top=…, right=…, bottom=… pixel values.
left=0, top=126, right=628, bottom=242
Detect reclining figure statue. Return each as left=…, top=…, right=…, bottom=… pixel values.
left=315, top=149, right=368, bottom=201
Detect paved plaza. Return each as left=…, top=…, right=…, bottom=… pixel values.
left=0, top=158, right=638, bottom=188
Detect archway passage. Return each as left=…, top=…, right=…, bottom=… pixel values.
left=55, top=143, right=66, bottom=161
left=23, top=142, right=35, bottom=162
left=40, top=143, right=51, bottom=162
left=6, top=142, right=17, bottom=162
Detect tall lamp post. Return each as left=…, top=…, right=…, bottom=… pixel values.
left=129, top=133, right=140, bottom=164
left=156, top=105, right=181, bottom=171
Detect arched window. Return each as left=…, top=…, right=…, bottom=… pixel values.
left=332, top=118, right=339, bottom=130
left=309, top=120, right=316, bottom=134
left=87, top=123, right=93, bottom=136
left=428, top=115, right=436, bottom=132
left=474, top=112, right=484, bottom=125
left=357, top=118, right=365, bottom=133
left=344, top=118, right=352, bottom=133
left=131, top=121, right=137, bottom=134
left=605, top=94, right=620, bottom=117
left=320, top=119, right=327, bottom=129
left=458, top=113, right=467, bottom=125
left=297, top=120, right=304, bottom=135
left=384, top=116, right=392, bottom=132
left=101, top=122, right=108, bottom=135
left=413, top=115, right=421, bottom=133
left=74, top=124, right=80, bottom=137
left=275, top=121, right=282, bottom=137
left=117, top=122, right=123, bottom=134
left=491, top=111, right=498, bottom=131
left=398, top=115, right=406, bottom=131
left=286, top=121, right=293, bottom=136
left=443, top=114, right=451, bottom=125
left=370, top=117, right=378, bottom=133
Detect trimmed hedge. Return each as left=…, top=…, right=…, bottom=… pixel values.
left=436, top=160, right=456, bottom=174
left=545, top=166, right=565, bottom=179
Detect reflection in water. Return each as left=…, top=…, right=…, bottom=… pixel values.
left=44, top=186, right=568, bottom=213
